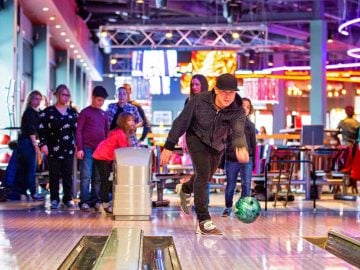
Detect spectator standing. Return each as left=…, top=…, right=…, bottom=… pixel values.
left=38, top=84, right=78, bottom=209
left=76, top=86, right=109, bottom=211
left=337, top=105, right=360, bottom=146
left=107, top=87, right=143, bottom=146
left=92, top=112, right=135, bottom=213
left=123, top=83, right=150, bottom=143
left=13, top=90, right=43, bottom=200
left=222, top=97, right=256, bottom=217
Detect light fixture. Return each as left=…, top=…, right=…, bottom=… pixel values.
left=165, top=32, right=173, bottom=39
left=42, top=7, right=49, bottom=12
left=65, top=38, right=70, bottom=43
left=267, top=54, right=274, bottom=67
left=100, top=31, right=108, bottom=38
left=60, top=32, right=66, bottom=36
left=338, top=18, right=360, bottom=36
left=327, top=30, right=334, bottom=43
left=110, top=58, right=117, bottom=65
left=55, top=25, right=61, bottom=29
left=231, top=32, right=240, bottom=39
left=263, top=62, right=360, bottom=72
left=69, top=44, right=74, bottom=48
left=136, top=0, right=144, bottom=4
left=49, top=16, right=55, bottom=21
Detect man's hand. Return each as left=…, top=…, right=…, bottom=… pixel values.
left=77, top=150, right=84, bottom=160
left=235, top=147, right=249, bottom=163
left=160, top=148, right=173, bottom=165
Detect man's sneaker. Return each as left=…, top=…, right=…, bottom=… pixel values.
left=80, top=203, right=91, bottom=212
left=102, top=202, right=112, bottom=214
left=65, top=200, right=75, bottom=209
left=196, top=220, right=223, bottom=235
left=94, top=202, right=101, bottom=211
left=50, top=200, right=59, bottom=209
left=31, top=193, right=45, bottom=201
left=176, top=184, right=191, bottom=215
left=222, top=208, right=232, bottom=217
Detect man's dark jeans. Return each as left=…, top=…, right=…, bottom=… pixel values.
left=183, top=134, right=223, bottom=222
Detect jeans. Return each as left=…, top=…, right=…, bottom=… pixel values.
left=14, top=138, right=37, bottom=195
left=79, top=147, right=100, bottom=206
left=48, top=156, right=74, bottom=203
left=93, top=159, right=112, bottom=203
left=183, top=133, right=223, bottom=222
left=224, top=159, right=253, bottom=208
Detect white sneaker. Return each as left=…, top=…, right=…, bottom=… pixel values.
left=196, top=220, right=223, bottom=235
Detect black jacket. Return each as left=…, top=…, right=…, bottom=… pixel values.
left=164, top=90, right=247, bottom=152
left=225, top=117, right=256, bottom=163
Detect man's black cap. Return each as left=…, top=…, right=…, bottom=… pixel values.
left=92, top=86, right=109, bottom=98
left=215, top=73, right=238, bottom=91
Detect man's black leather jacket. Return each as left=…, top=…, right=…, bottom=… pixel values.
left=164, top=90, right=247, bottom=152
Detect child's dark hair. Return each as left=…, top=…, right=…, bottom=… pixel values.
left=116, top=112, right=135, bottom=138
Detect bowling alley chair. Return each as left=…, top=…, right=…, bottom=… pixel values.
left=267, top=148, right=298, bottom=207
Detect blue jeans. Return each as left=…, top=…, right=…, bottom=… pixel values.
left=79, top=147, right=100, bottom=206
left=225, top=160, right=253, bottom=208
left=14, top=138, right=37, bottom=195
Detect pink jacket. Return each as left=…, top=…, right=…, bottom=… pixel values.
left=93, top=128, right=129, bottom=161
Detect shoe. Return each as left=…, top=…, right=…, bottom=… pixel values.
left=80, top=203, right=91, bottom=212
left=65, top=200, right=75, bottom=209
left=222, top=208, right=232, bottom=217
left=196, top=220, right=223, bottom=235
left=176, top=184, right=191, bottom=215
left=102, top=202, right=113, bottom=214
left=31, top=194, right=45, bottom=201
left=94, top=202, right=101, bottom=211
left=50, top=200, right=59, bottom=209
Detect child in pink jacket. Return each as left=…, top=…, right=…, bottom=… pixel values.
left=93, top=112, right=135, bottom=213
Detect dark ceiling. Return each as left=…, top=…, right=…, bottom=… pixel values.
left=75, top=0, right=360, bottom=66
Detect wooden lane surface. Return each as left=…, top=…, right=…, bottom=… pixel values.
left=0, top=194, right=359, bottom=270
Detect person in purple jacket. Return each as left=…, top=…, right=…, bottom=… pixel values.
left=76, top=86, right=109, bottom=211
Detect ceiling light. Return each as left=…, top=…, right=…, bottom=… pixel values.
left=65, top=38, right=70, bottom=43
left=74, top=50, right=78, bottom=53
left=136, top=0, right=144, bottom=4
left=42, top=7, right=49, bottom=12
left=76, top=55, right=81, bottom=59
left=165, top=32, right=173, bottom=39
left=55, top=25, right=61, bottom=29
left=110, top=58, right=117, bottom=65
left=338, top=18, right=360, bottom=36
left=49, top=16, right=55, bottom=21
left=69, top=44, right=74, bottom=48
left=232, top=32, right=240, bottom=39
left=60, top=32, right=66, bottom=36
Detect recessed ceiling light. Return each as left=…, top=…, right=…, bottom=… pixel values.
left=60, top=32, right=66, bottom=36
left=55, top=25, right=61, bottom=29
left=69, top=44, right=74, bottom=48
left=76, top=54, right=81, bottom=59
left=74, top=50, right=78, bottom=53
left=49, top=16, right=55, bottom=21
left=65, top=38, right=70, bottom=43
left=42, top=7, right=49, bottom=12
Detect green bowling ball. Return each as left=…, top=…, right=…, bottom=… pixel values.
left=234, top=196, right=261, bottom=224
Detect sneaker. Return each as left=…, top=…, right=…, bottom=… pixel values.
left=50, top=200, right=59, bottom=209
left=80, top=203, right=91, bottom=212
left=176, top=184, right=191, bottom=215
left=94, top=202, right=101, bottom=211
left=65, top=200, right=75, bottom=209
left=31, top=193, right=45, bottom=201
left=222, top=208, right=232, bottom=217
left=196, top=220, right=223, bottom=235
left=102, top=202, right=112, bottom=214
